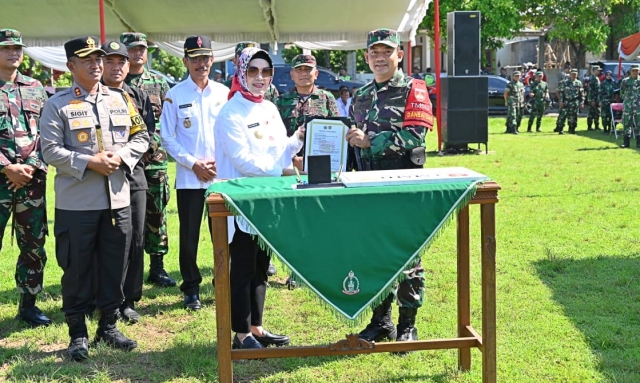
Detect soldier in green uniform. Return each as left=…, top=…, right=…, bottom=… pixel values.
left=120, top=32, right=176, bottom=288
left=554, top=69, right=584, bottom=135
left=526, top=71, right=549, bottom=132
left=587, top=65, right=601, bottom=131
left=599, top=70, right=616, bottom=133
left=619, top=64, right=640, bottom=148
left=347, top=28, right=433, bottom=343
left=504, top=71, right=525, bottom=134
left=0, top=29, right=52, bottom=327
left=224, top=42, right=279, bottom=102
left=275, top=54, right=339, bottom=170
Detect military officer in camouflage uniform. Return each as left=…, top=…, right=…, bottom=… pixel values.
left=347, top=29, right=433, bottom=344
left=619, top=64, right=640, bottom=148
left=554, top=69, right=584, bottom=135
left=120, top=32, right=176, bottom=288
left=224, top=42, right=279, bottom=102
left=526, top=71, right=549, bottom=132
left=504, top=71, right=525, bottom=134
left=275, top=54, right=339, bottom=170
left=599, top=70, right=616, bottom=133
left=0, top=29, right=52, bottom=327
left=587, top=65, right=601, bottom=131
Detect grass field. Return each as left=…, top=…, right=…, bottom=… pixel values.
left=1, top=116, right=639, bottom=382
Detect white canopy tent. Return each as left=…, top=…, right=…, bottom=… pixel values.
left=3, top=0, right=429, bottom=70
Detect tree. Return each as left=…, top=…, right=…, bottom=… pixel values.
left=151, top=49, right=186, bottom=80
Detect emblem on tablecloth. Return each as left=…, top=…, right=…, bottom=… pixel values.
left=342, top=270, right=360, bottom=295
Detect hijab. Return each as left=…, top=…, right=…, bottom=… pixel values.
left=228, top=47, right=273, bottom=103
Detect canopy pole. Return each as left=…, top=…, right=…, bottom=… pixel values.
left=435, top=0, right=442, bottom=152
left=99, top=0, right=106, bottom=44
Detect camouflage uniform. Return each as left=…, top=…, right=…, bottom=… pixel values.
left=505, top=72, right=525, bottom=134
left=619, top=65, right=640, bottom=147
left=223, top=41, right=279, bottom=102
left=526, top=72, right=548, bottom=132
left=121, top=33, right=173, bottom=285
left=555, top=69, right=584, bottom=134
left=599, top=71, right=616, bottom=132
left=586, top=66, right=601, bottom=130
left=353, top=29, right=433, bottom=344
left=0, top=29, right=51, bottom=327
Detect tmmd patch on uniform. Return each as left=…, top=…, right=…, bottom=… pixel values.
left=77, top=131, right=89, bottom=143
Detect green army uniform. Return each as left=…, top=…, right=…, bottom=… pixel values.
left=599, top=71, right=616, bottom=132
left=555, top=69, right=584, bottom=134
left=224, top=41, right=279, bottom=102
left=121, top=32, right=174, bottom=287
left=353, top=29, right=433, bottom=344
left=526, top=71, right=549, bottom=132
left=587, top=66, right=601, bottom=130
left=0, top=29, right=52, bottom=327
left=619, top=65, right=640, bottom=148
left=505, top=71, right=525, bottom=134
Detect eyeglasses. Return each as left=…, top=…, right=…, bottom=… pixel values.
left=187, top=56, right=212, bottom=63
left=247, top=66, right=274, bottom=78
left=368, top=49, right=395, bottom=58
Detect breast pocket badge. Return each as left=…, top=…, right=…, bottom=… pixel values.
left=184, top=117, right=191, bottom=128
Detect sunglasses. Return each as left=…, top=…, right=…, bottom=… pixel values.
left=247, top=66, right=273, bottom=78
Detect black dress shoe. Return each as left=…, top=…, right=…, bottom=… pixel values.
left=183, top=295, right=201, bottom=310
left=232, top=335, right=263, bottom=349
left=252, top=329, right=290, bottom=347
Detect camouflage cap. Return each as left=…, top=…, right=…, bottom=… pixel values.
left=630, top=64, right=640, bottom=71
left=291, top=54, right=316, bottom=68
left=570, top=68, right=578, bottom=74
left=235, top=41, right=259, bottom=57
left=120, top=32, right=147, bottom=49
left=367, top=28, right=400, bottom=49
left=591, top=65, right=601, bottom=71
left=0, top=29, right=25, bottom=47
left=512, top=71, right=521, bottom=76
left=101, top=40, right=129, bottom=58
left=605, top=70, right=612, bottom=75
left=64, top=36, right=106, bottom=59
left=184, top=35, right=212, bottom=57
left=535, top=71, right=543, bottom=76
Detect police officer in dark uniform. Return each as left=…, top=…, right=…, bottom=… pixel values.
left=100, top=40, right=156, bottom=323
left=347, top=29, right=432, bottom=343
left=40, top=36, right=149, bottom=361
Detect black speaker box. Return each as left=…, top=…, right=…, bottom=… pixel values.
left=441, top=77, right=488, bottom=145
left=447, top=11, right=481, bottom=76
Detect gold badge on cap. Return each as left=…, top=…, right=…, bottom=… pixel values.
left=184, top=117, right=191, bottom=128
left=254, top=130, right=264, bottom=139
left=110, top=42, right=119, bottom=50
left=87, top=37, right=95, bottom=48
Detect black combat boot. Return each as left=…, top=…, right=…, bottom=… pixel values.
left=527, top=120, right=533, bottom=132
left=636, top=137, right=640, bottom=148
left=622, top=136, right=631, bottom=148
left=536, top=122, right=542, bottom=132
left=358, top=295, right=396, bottom=342
left=94, top=310, right=137, bottom=351
left=587, top=119, right=593, bottom=130
left=17, top=293, right=52, bottom=327
left=66, top=314, right=89, bottom=361
left=119, top=300, right=141, bottom=323
left=594, top=123, right=601, bottom=131
left=147, top=254, right=176, bottom=287
left=396, top=307, right=419, bottom=342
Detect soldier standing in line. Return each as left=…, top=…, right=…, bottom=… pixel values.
left=100, top=40, right=157, bottom=323
left=224, top=42, right=279, bottom=102
left=0, top=29, right=52, bottom=327
left=120, top=32, right=176, bottom=288
left=599, top=70, right=616, bottom=133
left=586, top=65, right=601, bottom=131
left=504, top=71, right=525, bottom=134
left=347, top=28, right=433, bottom=344
left=526, top=71, right=549, bottom=132
left=554, top=69, right=584, bottom=135
left=619, top=64, right=640, bottom=148
left=40, top=36, right=149, bottom=360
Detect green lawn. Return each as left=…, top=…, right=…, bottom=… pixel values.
left=1, top=116, right=639, bottom=382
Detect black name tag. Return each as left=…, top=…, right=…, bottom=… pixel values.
left=247, top=122, right=260, bottom=129
left=179, top=103, right=192, bottom=109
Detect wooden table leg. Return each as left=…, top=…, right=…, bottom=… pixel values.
left=211, top=216, right=233, bottom=383
left=457, top=206, right=471, bottom=371
left=480, top=203, right=496, bottom=383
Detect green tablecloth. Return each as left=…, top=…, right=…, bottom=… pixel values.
left=206, top=176, right=479, bottom=321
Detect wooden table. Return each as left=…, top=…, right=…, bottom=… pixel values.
left=207, top=181, right=500, bottom=383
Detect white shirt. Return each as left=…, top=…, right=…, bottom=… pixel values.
left=336, top=97, right=351, bottom=117
left=160, top=76, right=229, bottom=189
left=214, top=92, right=303, bottom=241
